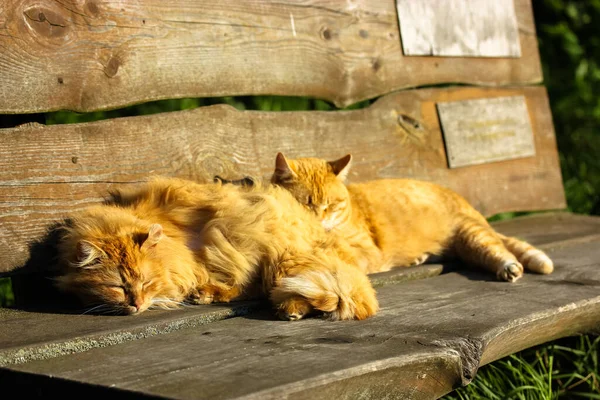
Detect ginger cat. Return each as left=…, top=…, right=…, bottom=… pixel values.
left=269, top=153, right=554, bottom=282
left=56, top=177, right=378, bottom=320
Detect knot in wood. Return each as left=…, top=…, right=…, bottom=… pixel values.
left=85, top=0, right=100, bottom=17
left=23, top=6, right=69, bottom=41
left=104, top=57, right=120, bottom=78
left=371, top=58, right=382, bottom=72
left=397, top=114, right=423, bottom=131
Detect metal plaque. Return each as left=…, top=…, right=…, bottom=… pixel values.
left=437, top=96, right=536, bottom=168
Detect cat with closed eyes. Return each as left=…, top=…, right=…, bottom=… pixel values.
left=55, top=177, right=378, bottom=320
left=268, top=153, right=554, bottom=282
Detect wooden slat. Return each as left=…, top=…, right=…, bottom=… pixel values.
left=0, top=86, right=566, bottom=274
left=0, top=301, right=260, bottom=366
left=0, top=264, right=444, bottom=367
left=3, top=216, right=599, bottom=399
left=493, top=212, right=600, bottom=246
left=0, top=0, right=540, bottom=112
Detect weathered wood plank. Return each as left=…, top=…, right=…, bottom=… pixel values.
left=0, top=302, right=260, bottom=366
left=0, top=86, right=566, bottom=274
left=4, top=222, right=599, bottom=400
left=0, top=0, right=540, bottom=112
left=493, top=212, right=600, bottom=246
left=0, top=264, right=444, bottom=366
left=397, top=0, right=521, bottom=57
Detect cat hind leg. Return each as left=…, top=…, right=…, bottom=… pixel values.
left=499, top=234, right=554, bottom=275
left=453, top=216, right=524, bottom=282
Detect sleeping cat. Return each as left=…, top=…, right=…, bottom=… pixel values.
left=269, top=153, right=554, bottom=282
left=55, top=177, right=378, bottom=320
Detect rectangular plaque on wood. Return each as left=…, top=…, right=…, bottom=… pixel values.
left=437, top=96, right=536, bottom=168
left=396, top=0, right=522, bottom=57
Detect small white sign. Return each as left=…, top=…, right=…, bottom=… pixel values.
left=397, top=0, right=522, bottom=57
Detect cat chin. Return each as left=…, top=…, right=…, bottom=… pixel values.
left=321, top=219, right=337, bottom=232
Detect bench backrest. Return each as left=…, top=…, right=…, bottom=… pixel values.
left=0, top=0, right=565, bottom=287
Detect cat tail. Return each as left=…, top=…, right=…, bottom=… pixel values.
left=270, top=259, right=379, bottom=321
left=498, top=234, right=554, bottom=274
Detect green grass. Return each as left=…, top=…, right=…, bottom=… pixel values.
left=444, top=335, right=600, bottom=399
left=0, top=277, right=14, bottom=307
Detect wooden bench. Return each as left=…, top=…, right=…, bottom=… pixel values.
left=1, top=1, right=599, bottom=398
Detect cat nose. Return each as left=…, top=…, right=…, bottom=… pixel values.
left=132, top=298, right=143, bottom=311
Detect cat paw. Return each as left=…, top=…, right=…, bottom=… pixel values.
left=497, top=261, right=524, bottom=283
left=276, top=296, right=314, bottom=321
left=186, top=288, right=214, bottom=305
left=410, top=253, right=429, bottom=266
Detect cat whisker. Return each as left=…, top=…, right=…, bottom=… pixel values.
left=81, top=304, right=112, bottom=315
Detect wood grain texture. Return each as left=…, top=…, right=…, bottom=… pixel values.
left=0, top=86, right=566, bottom=274
left=0, top=0, right=541, bottom=112
left=437, top=96, right=536, bottom=168
left=397, top=0, right=521, bottom=57
left=3, top=214, right=600, bottom=400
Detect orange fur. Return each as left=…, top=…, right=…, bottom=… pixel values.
left=270, top=153, right=554, bottom=282
left=56, top=177, right=378, bottom=320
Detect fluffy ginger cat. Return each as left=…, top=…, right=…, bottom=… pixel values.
left=269, top=153, right=554, bottom=282
left=55, top=177, right=377, bottom=321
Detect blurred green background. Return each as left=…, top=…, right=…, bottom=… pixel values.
left=0, top=0, right=598, bottom=396
left=534, top=0, right=600, bottom=216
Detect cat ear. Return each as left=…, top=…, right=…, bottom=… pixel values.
left=273, top=152, right=296, bottom=182
left=329, top=154, right=352, bottom=181
left=141, top=224, right=163, bottom=251
left=75, top=240, right=104, bottom=268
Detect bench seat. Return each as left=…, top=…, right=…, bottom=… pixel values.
left=2, top=212, right=598, bottom=399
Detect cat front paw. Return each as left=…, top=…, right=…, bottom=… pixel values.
left=497, top=261, right=524, bottom=283
left=186, top=288, right=214, bottom=304
left=409, top=253, right=429, bottom=266
left=276, top=296, right=314, bottom=321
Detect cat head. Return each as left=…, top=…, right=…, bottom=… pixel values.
left=270, top=152, right=352, bottom=230
left=56, top=206, right=176, bottom=315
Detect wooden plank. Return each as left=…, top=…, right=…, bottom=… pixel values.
left=4, top=226, right=600, bottom=400
left=0, top=301, right=260, bottom=367
left=437, top=96, right=536, bottom=168
left=397, top=0, right=521, bottom=57
left=493, top=212, right=600, bottom=246
left=0, top=264, right=443, bottom=366
left=0, top=0, right=540, bottom=112
left=0, top=86, right=566, bottom=274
